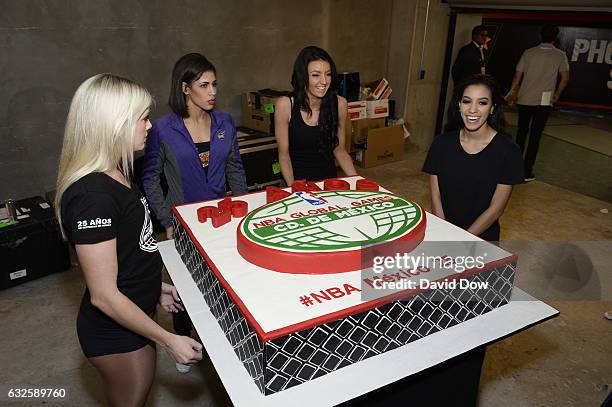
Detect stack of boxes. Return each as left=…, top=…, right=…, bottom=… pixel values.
left=241, top=78, right=405, bottom=172
left=364, top=77, right=391, bottom=119
left=348, top=78, right=405, bottom=168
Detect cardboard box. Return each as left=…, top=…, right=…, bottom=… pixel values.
left=347, top=100, right=367, bottom=120
left=354, top=125, right=404, bottom=168
left=366, top=99, right=389, bottom=119
left=365, top=78, right=390, bottom=100
left=351, top=117, right=386, bottom=144
left=347, top=107, right=366, bottom=120
left=347, top=100, right=366, bottom=110
left=342, top=117, right=385, bottom=153
left=381, top=86, right=393, bottom=100
left=241, top=90, right=288, bottom=134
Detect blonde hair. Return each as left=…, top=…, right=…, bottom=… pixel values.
left=55, top=73, right=152, bottom=236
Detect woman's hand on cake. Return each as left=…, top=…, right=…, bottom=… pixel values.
left=166, top=335, right=203, bottom=365
left=159, top=282, right=184, bottom=313
left=165, top=226, right=174, bottom=240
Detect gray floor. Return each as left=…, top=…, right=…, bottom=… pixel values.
left=1, top=120, right=611, bottom=406
left=506, top=109, right=612, bottom=203
left=533, top=133, right=611, bottom=202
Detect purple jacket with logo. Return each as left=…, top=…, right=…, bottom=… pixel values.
left=142, top=111, right=247, bottom=228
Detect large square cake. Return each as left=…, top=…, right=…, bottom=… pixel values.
left=172, top=176, right=516, bottom=395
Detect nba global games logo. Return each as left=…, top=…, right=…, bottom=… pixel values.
left=237, top=190, right=426, bottom=274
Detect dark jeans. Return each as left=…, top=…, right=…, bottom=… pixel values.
left=516, top=104, right=552, bottom=175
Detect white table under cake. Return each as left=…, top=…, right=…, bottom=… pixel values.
left=159, top=177, right=558, bottom=406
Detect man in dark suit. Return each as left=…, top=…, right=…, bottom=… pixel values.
left=451, top=25, right=488, bottom=84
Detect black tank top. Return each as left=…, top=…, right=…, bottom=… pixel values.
left=288, top=98, right=337, bottom=182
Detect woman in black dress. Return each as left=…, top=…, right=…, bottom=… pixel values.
left=423, top=75, right=524, bottom=241
left=55, top=74, right=202, bottom=406
left=275, top=46, right=357, bottom=185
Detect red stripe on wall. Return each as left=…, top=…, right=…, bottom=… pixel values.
left=483, top=12, right=612, bottom=23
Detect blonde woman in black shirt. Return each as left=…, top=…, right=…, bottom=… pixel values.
left=55, top=74, right=202, bottom=406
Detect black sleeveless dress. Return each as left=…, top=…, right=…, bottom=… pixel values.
left=288, top=99, right=337, bottom=182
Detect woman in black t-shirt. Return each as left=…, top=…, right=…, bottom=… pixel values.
left=423, top=75, right=524, bottom=241
left=55, top=74, right=202, bottom=406
left=275, top=46, right=357, bottom=185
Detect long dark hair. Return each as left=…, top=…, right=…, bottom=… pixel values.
left=290, top=46, right=339, bottom=153
left=169, top=53, right=216, bottom=118
left=445, top=74, right=506, bottom=133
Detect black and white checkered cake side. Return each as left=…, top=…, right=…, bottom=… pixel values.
left=173, top=216, right=266, bottom=392
left=172, top=215, right=515, bottom=395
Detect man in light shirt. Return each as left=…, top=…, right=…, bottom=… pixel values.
left=451, top=25, right=489, bottom=84
left=506, top=25, right=570, bottom=182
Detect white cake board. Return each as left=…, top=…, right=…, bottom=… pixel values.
left=160, top=240, right=558, bottom=407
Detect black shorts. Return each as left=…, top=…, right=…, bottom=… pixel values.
left=76, top=311, right=153, bottom=358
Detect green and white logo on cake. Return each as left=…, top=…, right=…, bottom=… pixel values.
left=240, top=190, right=423, bottom=252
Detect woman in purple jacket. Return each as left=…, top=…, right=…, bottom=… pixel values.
left=142, top=53, right=247, bottom=372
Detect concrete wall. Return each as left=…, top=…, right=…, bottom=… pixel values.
left=440, top=13, right=483, bottom=129
left=327, top=1, right=393, bottom=83
left=386, top=1, right=417, bottom=118
left=402, top=0, right=450, bottom=151
left=1, top=0, right=393, bottom=201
